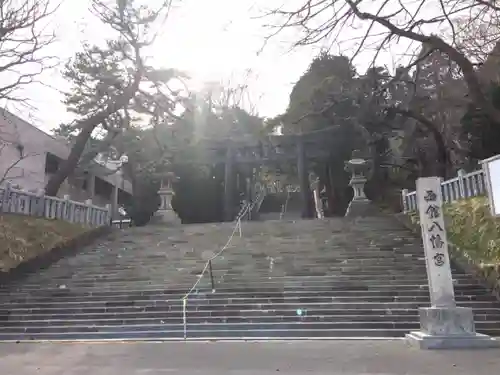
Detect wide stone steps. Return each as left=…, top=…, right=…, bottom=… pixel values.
left=2, top=300, right=500, bottom=317
left=0, top=329, right=429, bottom=341
left=3, top=320, right=500, bottom=334
left=39, top=264, right=426, bottom=273
left=7, top=257, right=430, bottom=273
left=0, top=281, right=486, bottom=295
left=3, top=303, right=500, bottom=321
left=15, top=265, right=433, bottom=280
left=5, top=274, right=440, bottom=288
left=1, top=217, right=499, bottom=341
left=4, top=266, right=472, bottom=281
left=19, top=253, right=429, bottom=267
left=6, top=268, right=437, bottom=283
left=8, top=272, right=439, bottom=287
left=0, top=321, right=430, bottom=333
left=8, top=253, right=419, bottom=263
left=5, top=300, right=500, bottom=313
left=6, top=307, right=500, bottom=322
left=4, top=313, right=500, bottom=326
left=2, top=293, right=499, bottom=311
left=2, top=327, right=500, bottom=342
left=0, top=279, right=485, bottom=297
left=0, top=282, right=473, bottom=296
left=2, top=287, right=491, bottom=303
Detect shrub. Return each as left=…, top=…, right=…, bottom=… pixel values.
left=125, top=181, right=161, bottom=227
left=408, top=197, right=500, bottom=265
left=445, top=197, right=500, bottom=265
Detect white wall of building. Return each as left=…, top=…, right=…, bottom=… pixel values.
left=0, top=109, right=132, bottom=208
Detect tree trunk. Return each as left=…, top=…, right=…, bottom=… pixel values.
left=45, top=100, right=140, bottom=197
left=73, top=128, right=121, bottom=177
left=392, top=108, right=449, bottom=178
left=44, top=46, right=143, bottom=197
left=45, top=121, right=97, bottom=197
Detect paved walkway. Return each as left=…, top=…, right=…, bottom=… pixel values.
left=1, top=340, right=500, bottom=374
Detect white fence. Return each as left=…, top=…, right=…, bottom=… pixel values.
left=402, top=169, right=487, bottom=213
left=0, top=183, right=111, bottom=227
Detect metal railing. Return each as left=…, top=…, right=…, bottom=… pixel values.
left=401, top=169, right=487, bottom=213
left=252, top=189, right=267, bottom=218
left=180, top=186, right=265, bottom=339
left=111, top=218, right=132, bottom=228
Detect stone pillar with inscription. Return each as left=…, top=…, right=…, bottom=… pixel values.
left=406, top=177, right=498, bottom=349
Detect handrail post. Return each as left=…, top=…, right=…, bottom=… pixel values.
left=402, top=189, right=408, bottom=213
left=182, top=298, right=187, bottom=339
left=457, top=169, right=466, bottom=199
left=208, top=259, right=215, bottom=292
left=180, top=183, right=266, bottom=340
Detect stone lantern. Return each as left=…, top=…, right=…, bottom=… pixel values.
left=156, top=171, right=181, bottom=225
left=344, top=150, right=377, bottom=217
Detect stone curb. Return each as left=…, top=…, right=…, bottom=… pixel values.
left=0, top=225, right=112, bottom=286
left=392, top=212, right=500, bottom=301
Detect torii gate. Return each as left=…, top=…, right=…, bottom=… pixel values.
left=206, top=127, right=341, bottom=221
left=157, top=124, right=371, bottom=223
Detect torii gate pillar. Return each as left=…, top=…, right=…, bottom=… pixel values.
left=223, top=145, right=235, bottom=221
left=297, top=136, right=314, bottom=218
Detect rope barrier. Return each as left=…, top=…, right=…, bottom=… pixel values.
left=180, top=187, right=265, bottom=339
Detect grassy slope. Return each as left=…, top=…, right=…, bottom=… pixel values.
left=408, top=196, right=500, bottom=265
left=0, top=214, right=88, bottom=272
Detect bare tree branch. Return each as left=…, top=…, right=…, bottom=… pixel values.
left=475, top=0, right=500, bottom=12
left=44, top=0, right=176, bottom=196
left=388, top=106, right=449, bottom=176
left=267, top=0, right=500, bottom=122
left=0, top=0, right=58, bottom=104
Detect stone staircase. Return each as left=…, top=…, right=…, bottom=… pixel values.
left=281, top=192, right=303, bottom=220
left=258, top=192, right=302, bottom=221
left=258, top=193, right=285, bottom=214
left=0, top=216, right=500, bottom=341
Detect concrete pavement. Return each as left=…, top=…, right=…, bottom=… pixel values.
left=1, top=340, right=500, bottom=374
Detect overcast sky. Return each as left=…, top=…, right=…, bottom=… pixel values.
left=3, top=0, right=318, bottom=132
left=4, top=0, right=420, bottom=133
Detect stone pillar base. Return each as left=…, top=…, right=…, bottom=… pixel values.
left=344, top=199, right=379, bottom=218
left=406, top=306, right=499, bottom=349
left=153, top=209, right=181, bottom=226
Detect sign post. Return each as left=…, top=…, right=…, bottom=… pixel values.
left=406, top=177, right=498, bottom=349
left=481, top=154, right=500, bottom=216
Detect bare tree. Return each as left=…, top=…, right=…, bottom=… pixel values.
left=0, top=0, right=57, bottom=103
left=267, top=0, right=500, bottom=123
left=454, top=17, right=500, bottom=64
